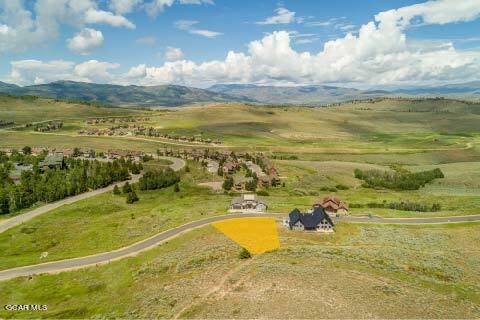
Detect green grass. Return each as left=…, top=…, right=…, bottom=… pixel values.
left=0, top=95, right=145, bottom=125
left=0, top=162, right=231, bottom=270
left=1, top=222, right=479, bottom=319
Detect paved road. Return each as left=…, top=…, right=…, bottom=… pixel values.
left=0, top=213, right=271, bottom=281
left=0, top=211, right=479, bottom=281
left=0, top=157, right=185, bottom=234
left=157, top=156, right=186, bottom=171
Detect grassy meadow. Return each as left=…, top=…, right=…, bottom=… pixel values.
left=0, top=221, right=479, bottom=319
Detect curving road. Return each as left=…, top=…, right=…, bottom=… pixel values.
left=0, top=213, right=269, bottom=281
left=0, top=157, right=185, bottom=234
left=0, top=211, right=479, bottom=281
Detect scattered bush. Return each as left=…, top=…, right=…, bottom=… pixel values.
left=320, top=186, right=337, bottom=192
left=239, top=247, right=251, bottom=259
left=174, top=183, right=180, bottom=192
left=256, top=190, right=270, bottom=196
left=335, top=184, right=349, bottom=190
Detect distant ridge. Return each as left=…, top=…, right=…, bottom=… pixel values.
left=0, top=80, right=478, bottom=107
left=0, top=81, right=248, bottom=107
left=209, top=83, right=480, bottom=105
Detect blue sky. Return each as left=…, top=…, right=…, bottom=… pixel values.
left=1, top=0, right=480, bottom=88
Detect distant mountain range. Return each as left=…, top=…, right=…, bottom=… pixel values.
left=209, top=82, right=480, bottom=105
left=0, top=81, right=247, bottom=107
left=0, top=80, right=479, bottom=107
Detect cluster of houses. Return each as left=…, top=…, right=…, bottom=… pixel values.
left=78, top=126, right=136, bottom=136
left=85, top=117, right=150, bottom=125
left=133, top=127, right=222, bottom=145
left=0, top=119, right=15, bottom=127
left=33, top=121, right=63, bottom=132
left=221, top=156, right=281, bottom=191
left=1, top=147, right=145, bottom=162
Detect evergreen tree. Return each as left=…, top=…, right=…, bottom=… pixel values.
left=113, top=185, right=121, bottom=195
left=126, top=190, right=139, bottom=204
left=22, top=146, right=32, bottom=155
left=122, top=182, right=132, bottom=194
left=222, top=176, right=234, bottom=191
left=174, top=183, right=180, bottom=192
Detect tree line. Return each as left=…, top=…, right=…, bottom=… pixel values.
left=350, top=201, right=442, bottom=212
left=354, top=168, right=444, bottom=190
left=0, top=154, right=137, bottom=214
left=138, top=168, right=180, bottom=191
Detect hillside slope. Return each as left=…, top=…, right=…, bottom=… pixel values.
left=0, top=81, right=247, bottom=107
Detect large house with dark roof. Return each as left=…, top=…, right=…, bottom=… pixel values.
left=284, top=207, right=334, bottom=232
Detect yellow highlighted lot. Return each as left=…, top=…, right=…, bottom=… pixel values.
left=212, top=217, right=280, bottom=254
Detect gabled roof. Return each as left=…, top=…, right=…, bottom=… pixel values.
left=288, top=208, right=302, bottom=228
left=289, top=207, right=334, bottom=229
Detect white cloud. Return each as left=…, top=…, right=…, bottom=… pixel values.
left=165, top=47, right=184, bottom=61
left=136, top=36, right=157, bottom=45
left=175, top=20, right=222, bottom=38
left=73, top=60, right=120, bottom=82
left=0, top=0, right=135, bottom=53
left=4, top=0, right=480, bottom=88
left=7, top=60, right=77, bottom=86
left=84, top=9, right=135, bottom=29
left=257, top=7, right=297, bottom=25
left=67, top=28, right=104, bottom=55
left=6, top=59, right=119, bottom=85
left=109, top=0, right=143, bottom=14
left=145, top=0, right=213, bottom=17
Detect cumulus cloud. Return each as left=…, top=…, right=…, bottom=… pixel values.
left=5, top=0, right=480, bottom=88
left=109, top=0, right=143, bottom=14
left=0, top=0, right=135, bottom=53
left=145, top=0, right=213, bottom=17
left=73, top=60, right=120, bottom=82
left=6, top=59, right=119, bottom=85
left=165, top=47, right=184, bottom=61
left=257, top=7, right=297, bottom=25
left=175, top=20, right=222, bottom=38
left=67, top=28, right=104, bottom=55
left=84, top=9, right=135, bottom=29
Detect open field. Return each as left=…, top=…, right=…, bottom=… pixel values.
left=2, top=96, right=479, bottom=155
left=0, top=221, right=479, bottom=319
left=1, top=96, right=480, bottom=318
